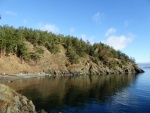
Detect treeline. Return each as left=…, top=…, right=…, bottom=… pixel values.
left=0, top=25, right=135, bottom=65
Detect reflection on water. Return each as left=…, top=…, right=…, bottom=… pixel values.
left=6, top=74, right=138, bottom=112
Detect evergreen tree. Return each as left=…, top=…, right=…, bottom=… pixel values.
left=0, top=25, right=136, bottom=65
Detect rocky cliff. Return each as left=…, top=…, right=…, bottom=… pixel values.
left=0, top=83, right=36, bottom=113
left=0, top=44, right=144, bottom=75
left=0, top=26, right=144, bottom=75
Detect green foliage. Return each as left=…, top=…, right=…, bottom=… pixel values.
left=29, top=46, right=44, bottom=64
left=17, top=43, right=30, bottom=60
left=109, top=61, right=118, bottom=70
left=66, top=46, right=79, bottom=64
left=34, top=46, right=44, bottom=55
left=30, top=53, right=40, bottom=62
left=130, top=57, right=135, bottom=63
left=0, top=25, right=136, bottom=65
left=45, top=43, right=59, bottom=54
left=90, top=57, right=99, bottom=65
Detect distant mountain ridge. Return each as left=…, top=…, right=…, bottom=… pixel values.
left=0, top=25, right=144, bottom=75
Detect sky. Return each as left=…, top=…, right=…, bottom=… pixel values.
left=0, top=0, right=150, bottom=63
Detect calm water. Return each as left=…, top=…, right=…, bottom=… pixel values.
left=6, top=64, right=150, bottom=113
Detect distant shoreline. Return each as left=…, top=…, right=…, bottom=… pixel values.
left=144, top=67, right=150, bottom=68
left=0, top=70, right=144, bottom=83
left=0, top=73, right=46, bottom=83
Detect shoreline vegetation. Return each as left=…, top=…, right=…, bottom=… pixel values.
left=0, top=25, right=144, bottom=76
left=0, top=25, right=144, bottom=112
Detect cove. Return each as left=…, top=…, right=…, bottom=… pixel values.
left=5, top=64, right=150, bottom=113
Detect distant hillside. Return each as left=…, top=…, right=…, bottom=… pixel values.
left=0, top=25, right=143, bottom=75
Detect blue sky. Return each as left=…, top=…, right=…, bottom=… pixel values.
left=0, top=0, right=150, bottom=63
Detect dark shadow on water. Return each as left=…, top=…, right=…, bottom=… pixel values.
left=6, top=74, right=139, bottom=112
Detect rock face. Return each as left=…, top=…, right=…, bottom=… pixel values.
left=0, top=84, right=36, bottom=113
left=43, top=59, right=144, bottom=76
left=0, top=45, right=144, bottom=75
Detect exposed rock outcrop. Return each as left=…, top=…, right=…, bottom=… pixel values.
left=0, top=45, right=144, bottom=76
left=0, top=26, right=144, bottom=76
left=0, top=84, right=36, bottom=113
left=43, top=59, right=144, bottom=76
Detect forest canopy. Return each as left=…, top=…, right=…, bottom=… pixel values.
left=0, top=25, right=135, bottom=65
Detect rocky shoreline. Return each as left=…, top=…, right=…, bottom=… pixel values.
left=0, top=67, right=144, bottom=83
left=0, top=65, right=144, bottom=113
left=0, top=24, right=145, bottom=113
left=0, top=62, right=144, bottom=83
left=0, top=83, right=48, bottom=113
left=0, top=83, right=36, bottom=113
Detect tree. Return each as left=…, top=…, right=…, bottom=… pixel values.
left=130, top=57, right=135, bottom=63
left=17, top=43, right=30, bottom=63
left=37, top=31, right=47, bottom=46
left=0, top=27, right=6, bottom=57
left=66, top=46, right=79, bottom=64
left=45, top=42, right=59, bottom=54
left=0, top=25, right=135, bottom=67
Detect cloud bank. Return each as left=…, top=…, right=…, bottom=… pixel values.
left=106, top=35, right=133, bottom=50
left=104, top=28, right=134, bottom=50
left=105, top=28, right=116, bottom=37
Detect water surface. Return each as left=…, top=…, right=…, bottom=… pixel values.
left=6, top=64, right=150, bottom=113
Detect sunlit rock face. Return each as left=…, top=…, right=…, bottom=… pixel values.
left=0, top=84, right=36, bottom=113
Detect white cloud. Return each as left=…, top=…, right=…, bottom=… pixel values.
left=105, top=28, right=116, bottom=37
left=106, top=35, right=133, bottom=50
left=5, top=11, right=17, bottom=16
left=104, top=28, right=134, bottom=50
left=38, top=23, right=59, bottom=33
left=93, top=12, right=104, bottom=23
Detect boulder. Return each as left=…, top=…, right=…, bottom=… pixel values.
left=0, top=84, right=36, bottom=113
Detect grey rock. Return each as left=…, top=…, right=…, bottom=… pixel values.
left=0, top=84, right=36, bottom=113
